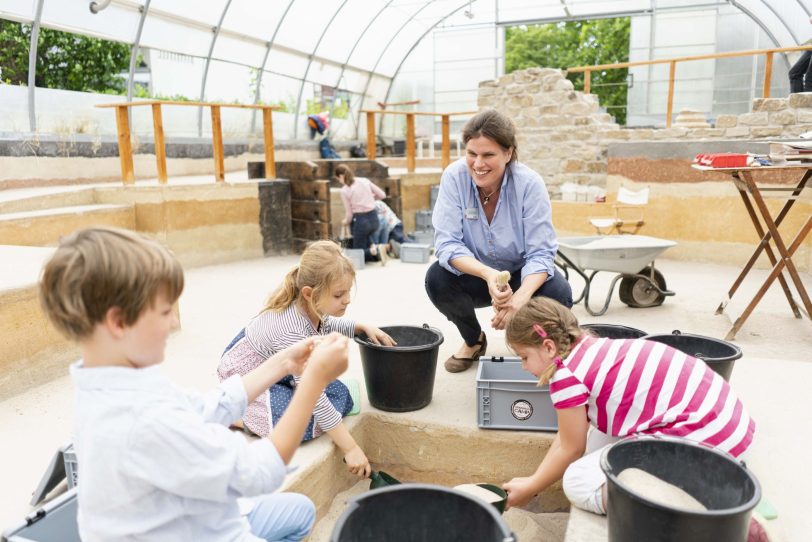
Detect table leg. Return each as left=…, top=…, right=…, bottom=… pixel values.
left=725, top=215, right=812, bottom=339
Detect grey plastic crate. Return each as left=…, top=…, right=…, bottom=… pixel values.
left=63, top=443, right=78, bottom=490
left=343, top=248, right=365, bottom=270
left=410, top=229, right=434, bottom=246
left=415, top=209, right=433, bottom=230
left=476, top=357, right=558, bottom=431
left=3, top=488, right=80, bottom=542
left=400, top=243, right=431, bottom=264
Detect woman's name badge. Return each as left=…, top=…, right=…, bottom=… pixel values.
left=465, top=207, right=478, bottom=219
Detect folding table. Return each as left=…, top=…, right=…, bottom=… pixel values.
left=693, top=163, right=812, bottom=340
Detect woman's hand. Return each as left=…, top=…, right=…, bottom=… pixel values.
left=490, top=289, right=532, bottom=330
left=341, top=218, right=349, bottom=226
left=485, top=269, right=513, bottom=306
left=502, top=476, right=539, bottom=510
left=357, top=323, right=396, bottom=346
left=344, top=445, right=371, bottom=478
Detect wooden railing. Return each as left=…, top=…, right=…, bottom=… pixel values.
left=360, top=109, right=477, bottom=172
left=96, top=100, right=281, bottom=184
left=568, top=45, right=812, bottom=128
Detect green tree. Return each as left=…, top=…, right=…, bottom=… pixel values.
left=0, top=20, right=131, bottom=93
left=505, top=18, right=630, bottom=124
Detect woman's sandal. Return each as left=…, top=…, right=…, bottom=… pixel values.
left=444, top=333, right=487, bottom=373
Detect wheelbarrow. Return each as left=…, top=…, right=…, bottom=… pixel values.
left=555, top=235, right=677, bottom=316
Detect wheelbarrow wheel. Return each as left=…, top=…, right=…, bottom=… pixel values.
left=619, top=266, right=666, bottom=308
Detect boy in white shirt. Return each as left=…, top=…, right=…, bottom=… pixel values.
left=40, top=227, right=349, bottom=542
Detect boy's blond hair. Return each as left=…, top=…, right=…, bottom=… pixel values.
left=40, top=227, right=184, bottom=340
left=505, top=297, right=584, bottom=386
left=262, top=240, right=355, bottom=319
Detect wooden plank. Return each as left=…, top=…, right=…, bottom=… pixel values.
left=292, top=219, right=330, bottom=240
left=441, top=114, right=450, bottom=170
left=583, top=70, right=591, bottom=94
left=151, top=103, right=167, bottom=184
left=360, top=110, right=478, bottom=117
left=290, top=180, right=330, bottom=201
left=98, top=100, right=284, bottom=110
left=211, top=105, right=225, bottom=182
left=406, top=113, right=415, bottom=173
left=366, top=111, right=376, bottom=160
left=666, top=61, right=676, bottom=128
left=262, top=107, right=276, bottom=179
left=114, top=105, right=135, bottom=184
left=763, top=51, right=773, bottom=99
left=291, top=200, right=329, bottom=222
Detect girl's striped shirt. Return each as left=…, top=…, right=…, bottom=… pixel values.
left=549, top=337, right=754, bottom=457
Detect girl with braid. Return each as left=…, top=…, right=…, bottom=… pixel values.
left=501, top=297, right=754, bottom=515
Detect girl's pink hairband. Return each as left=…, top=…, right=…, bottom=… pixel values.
left=533, top=324, right=547, bottom=339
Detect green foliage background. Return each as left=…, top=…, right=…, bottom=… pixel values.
left=505, top=18, right=630, bottom=124
left=0, top=20, right=131, bottom=93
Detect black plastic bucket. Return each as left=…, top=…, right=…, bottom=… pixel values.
left=601, top=437, right=760, bottom=542
left=643, top=330, right=742, bottom=381
left=582, top=323, right=647, bottom=339
left=330, top=484, right=516, bottom=542
left=355, top=325, right=443, bottom=412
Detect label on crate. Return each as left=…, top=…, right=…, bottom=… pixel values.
left=511, top=399, right=533, bottom=420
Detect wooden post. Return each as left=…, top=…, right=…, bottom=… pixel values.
left=666, top=61, right=676, bottom=128
left=114, top=105, right=135, bottom=184
left=262, top=107, right=276, bottom=179
left=441, top=114, right=450, bottom=169
left=763, top=51, right=773, bottom=98
left=210, top=105, right=225, bottom=182
left=584, top=70, right=591, bottom=94
left=406, top=113, right=415, bottom=173
left=366, top=111, right=376, bottom=160
left=151, top=103, right=167, bottom=184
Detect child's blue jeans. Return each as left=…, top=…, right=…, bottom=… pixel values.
left=247, top=492, right=315, bottom=541
left=372, top=217, right=390, bottom=244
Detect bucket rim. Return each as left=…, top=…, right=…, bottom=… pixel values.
left=641, top=331, right=743, bottom=361
left=331, top=483, right=516, bottom=541
left=599, top=435, right=761, bottom=517
left=354, top=324, right=444, bottom=352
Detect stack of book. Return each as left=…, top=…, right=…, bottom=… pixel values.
left=769, top=141, right=812, bottom=164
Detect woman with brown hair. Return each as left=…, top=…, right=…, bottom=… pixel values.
left=425, top=109, right=572, bottom=373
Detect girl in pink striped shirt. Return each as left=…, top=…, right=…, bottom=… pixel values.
left=502, top=297, right=755, bottom=515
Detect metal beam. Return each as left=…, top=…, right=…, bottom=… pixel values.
left=198, top=0, right=233, bottom=137
left=27, top=0, right=45, bottom=133
left=126, top=0, right=151, bottom=103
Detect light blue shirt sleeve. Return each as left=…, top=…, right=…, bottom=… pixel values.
left=432, top=159, right=557, bottom=282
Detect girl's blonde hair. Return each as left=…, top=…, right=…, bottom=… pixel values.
left=334, top=164, right=355, bottom=186
left=505, top=297, right=584, bottom=386
left=263, top=240, right=355, bottom=319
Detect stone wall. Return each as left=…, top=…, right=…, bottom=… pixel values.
left=477, top=67, right=812, bottom=195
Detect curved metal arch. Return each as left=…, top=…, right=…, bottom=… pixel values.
left=327, top=0, right=396, bottom=137
left=27, top=0, right=45, bottom=132
left=197, top=0, right=234, bottom=136
left=292, top=0, right=350, bottom=139
left=126, top=0, right=151, bottom=102
left=793, top=0, right=811, bottom=17
left=753, top=0, right=800, bottom=44
left=249, top=0, right=296, bottom=134
left=381, top=2, right=478, bottom=109
left=355, top=0, right=470, bottom=137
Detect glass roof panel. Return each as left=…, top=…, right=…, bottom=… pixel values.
left=315, top=0, right=384, bottom=64
left=348, top=3, right=418, bottom=70
left=273, top=0, right=347, bottom=54
left=220, top=0, right=288, bottom=42
left=264, top=47, right=310, bottom=79
left=40, top=0, right=142, bottom=44
left=0, top=1, right=39, bottom=22
left=139, top=15, right=214, bottom=58
left=211, top=33, right=267, bottom=68
left=149, top=0, right=223, bottom=27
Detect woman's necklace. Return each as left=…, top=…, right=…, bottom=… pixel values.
left=479, top=184, right=500, bottom=205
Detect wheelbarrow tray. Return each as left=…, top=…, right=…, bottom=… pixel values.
left=557, top=235, right=676, bottom=275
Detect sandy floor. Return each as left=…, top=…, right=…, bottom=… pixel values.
left=1, top=254, right=810, bottom=541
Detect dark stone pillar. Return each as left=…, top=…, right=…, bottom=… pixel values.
left=258, top=180, right=292, bottom=256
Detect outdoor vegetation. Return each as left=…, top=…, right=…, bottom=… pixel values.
left=505, top=18, right=631, bottom=124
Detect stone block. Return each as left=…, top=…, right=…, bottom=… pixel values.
left=788, top=93, right=812, bottom=108
left=539, top=104, right=560, bottom=114
left=479, top=79, right=498, bottom=88
left=737, top=112, right=769, bottom=126
left=498, top=73, right=514, bottom=86
left=525, top=83, right=541, bottom=94
left=478, top=86, right=497, bottom=97
left=538, top=68, right=562, bottom=77
left=751, top=98, right=788, bottom=112
left=539, top=115, right=568, bottom=127
left=686, top=128, right=726, bottom=138
left=598, top=129, right=630, bottom=140
left=650, top=127, right=689, bottom=139
left=625, top=129, right=653, bottom=140
left=561, top=102, right=596, bottom=116
left=586, top=161, right=608, bottom=173
left=714, top=115, right=738, bottom=128
left=555, top=79, right=575, bottom=91
left=725, top=126, right=750, bottom=137
left=477, top=96, right=495, bottom=107
left=507, top=84, right=524, bottom=95
left=562, top=159, right=585, bottom=173
left=750, top=126, right=784, bottom=137
left=510, top=94, right=534, bottom=108
left=798, top=109, right=812, bottom=123
left=770, top=110, right=797, bottom=125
